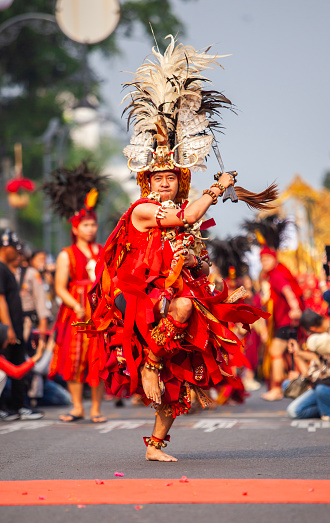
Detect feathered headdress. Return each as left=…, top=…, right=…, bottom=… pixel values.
left=122, top=34, right=232, bottom=174
left=242, top=214, right=289, bottom=251
left=122, top=34, right=278, bottom=210
left=209, top=236, right=251, bottom=278
left=43, top=161, right=106, bottom=227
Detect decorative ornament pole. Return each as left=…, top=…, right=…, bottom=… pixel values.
left=6, top=143, right=35, bottom=209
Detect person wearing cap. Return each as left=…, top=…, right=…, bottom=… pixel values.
left=0, top=230, right=44, bottom=420
left=260, top=246, right=304, bottom=401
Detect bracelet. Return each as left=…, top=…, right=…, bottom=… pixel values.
left=211, top=182, right=225, bottom=195
left=190, top=255, right=198, bottom=269
left=182, top=218, right=189, bottom=229
left=202, top=189, right=218, bottom=205
left=191, top=255, right=202, bottom=274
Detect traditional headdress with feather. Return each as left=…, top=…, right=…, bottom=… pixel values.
left=122, top=34, right=231, bottom=174
left=209, top=236, right=251, bottom=279
left=43, top=161, right=106, bottom=229
left=243, top=214, right=289, bottom=256
left=122, top=34, right=278, bottom=209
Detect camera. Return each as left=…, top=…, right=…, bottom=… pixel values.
left=323, top=245, right=330, bottom=278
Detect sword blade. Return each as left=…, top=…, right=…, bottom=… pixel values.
left=212, top=142, right=225, bottom=173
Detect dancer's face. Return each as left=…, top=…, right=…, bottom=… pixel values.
left=73, top=219, right=98, bottom=243
left=150, top=171, right=179, bottom=202
left=260, top=253, right=277, bottom=273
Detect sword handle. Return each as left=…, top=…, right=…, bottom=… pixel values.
left=214, top=170, right=238, bottom=181
left=213, top=171, right=238, bottom=203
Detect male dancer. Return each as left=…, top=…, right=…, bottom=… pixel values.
left=84, top=36, right=277, bottom=460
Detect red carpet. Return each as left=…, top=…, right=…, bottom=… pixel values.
left=1, top=479, right=329, bottom=505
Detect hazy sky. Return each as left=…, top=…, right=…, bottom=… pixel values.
left=95, top=0, right=330, bottom=237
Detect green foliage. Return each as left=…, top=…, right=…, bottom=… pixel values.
left=16, top=191, right=44, bottom=247
left=65, top=137, right=122, bottom=171
left=322, top=171, right=330, bottom=191
left=0, top=0, right=192, bottom=248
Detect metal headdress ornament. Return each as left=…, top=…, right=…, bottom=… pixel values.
left=122, top=35, right=232, bottom=175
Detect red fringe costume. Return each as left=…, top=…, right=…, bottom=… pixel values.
left=88, top=199, right=270, bottom=417
left=82, top=36, right=276, bottom=421
left=49, top=244, right=101, bottom=386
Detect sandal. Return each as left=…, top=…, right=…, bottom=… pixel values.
left=59, top=413, right=85, bottom=422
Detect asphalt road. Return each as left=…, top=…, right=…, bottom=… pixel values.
left=1, top=386, right=330, bottom=523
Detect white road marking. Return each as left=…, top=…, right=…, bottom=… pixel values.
left=0, top=417, right=329, bottom=435
left=0, top=420, right=55, bottom=435
left=291, top=420, right=330, bottom=432
left=96, top=420, right=148, bottom=434
left=192, top=419, right=238, bottom=432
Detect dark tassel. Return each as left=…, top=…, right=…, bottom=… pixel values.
left=235, top=182, right=279, bottom=211
left=43, top=161, right=107, bottom=219
left=243, top=214, right=290, bottom=250
left=208, top=235, right=250, bottom=278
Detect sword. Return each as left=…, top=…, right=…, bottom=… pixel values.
left=212, top=143, right=238, bottom=203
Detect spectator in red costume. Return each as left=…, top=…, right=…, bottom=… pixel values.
left=300, top=274, right=328, bottom=317
left=260, top=246, right=304, bottom=401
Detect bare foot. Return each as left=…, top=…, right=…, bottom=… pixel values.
left=90, top=414, right=107, bottom=423
left=146, top=446, right=178, bottom=462
left=261, top=388, right=283, bottom=401
left=141, top=365, right=161, bottom=404
left=90, top=407, right=107, bottom=422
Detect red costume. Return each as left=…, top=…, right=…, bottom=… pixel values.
left=88, top=198, right=269, bottom=416
left=79, top=36, right=277, bottom=446
left=49, top=244, right=101, bottom=386
left=261, top=247, right=303, bottom=334
left=267, top=265, right=303, bottom=330
left=43, top=162, right=106, bottom=389
left=300, top=274, right=328, bottom=317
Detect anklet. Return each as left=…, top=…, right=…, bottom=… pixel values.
left=145, top=355, right=163, bottom=371
left=143, top=434, right=170, bottom=449
left=151, top=315, right=188, bottom=346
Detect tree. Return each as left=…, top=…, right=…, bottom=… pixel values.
left=0, top=0, right=193, bottom=246
left=322, top=170, right=330, bottom=191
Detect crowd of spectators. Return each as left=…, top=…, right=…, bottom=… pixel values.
left=1, top=226, right=330, bottom=422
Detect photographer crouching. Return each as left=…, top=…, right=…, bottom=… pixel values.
left=285, top=309, right=330, bottom=420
